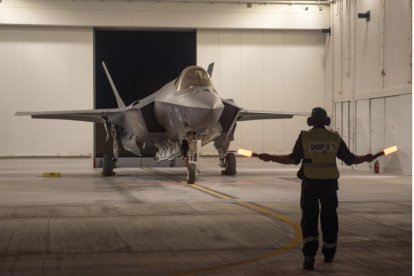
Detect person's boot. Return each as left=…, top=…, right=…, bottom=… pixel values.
left=303, top=256, right=315, bottom=270
left=322, top=247, right=335, bottom=263
left=324, top=256, right=334, bottom=263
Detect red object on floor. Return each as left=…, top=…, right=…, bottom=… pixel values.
left=374, top=160, right=379, bottom=174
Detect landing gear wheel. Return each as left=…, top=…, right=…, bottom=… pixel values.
left=187, top=163, right=196, bottom=184
left=222, top=153, right=236, bottom=176
left=102, top=153, right=114, bottom=177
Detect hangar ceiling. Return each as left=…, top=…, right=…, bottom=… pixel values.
left=0, top=0, right=330, bottom=30
left=40, top=0, right=331, bottom=3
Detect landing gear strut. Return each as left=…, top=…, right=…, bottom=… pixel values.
left=185, top=138, right=201, bottom=184
left=102, top=124, right=119, bottom=177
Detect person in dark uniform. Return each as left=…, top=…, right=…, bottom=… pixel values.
left=258, top=107, right=375, bottom=270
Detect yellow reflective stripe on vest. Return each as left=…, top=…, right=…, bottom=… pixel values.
left=302, top=129, right=341, bottom=180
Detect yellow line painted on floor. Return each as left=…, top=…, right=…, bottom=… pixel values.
left=41, top=172, right=61, bottom=178
left=190, top=184, right=233, bottom=200
left=175, top=200, right=302, bottom=276
left=143, top=167, right=237, bottom=199
left=140, top=167, right=302, bottom=275
left=142, top=167, right=182, bottom=183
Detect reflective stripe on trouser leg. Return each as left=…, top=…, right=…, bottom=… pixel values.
left=300, top=187, right=320, bottom=257
left=323, top=242, right=336, bottom=248
left=319, top=188, right=338, bottom=259
left=302, top=236, right=319, bottom=257
left=321, top=241, right=337, bottom=259
left=303, top=237, right=319, bottom=243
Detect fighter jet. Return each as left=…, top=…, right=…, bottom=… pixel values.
left=16, top=62, right=306, bottom=183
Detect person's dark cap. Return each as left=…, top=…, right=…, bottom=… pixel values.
left=307, top=107, right=331, bottom=127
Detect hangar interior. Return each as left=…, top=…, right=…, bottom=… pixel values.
left=0, top=0, right=411, bottom=174
left=0, top=0, right=412, bottom=275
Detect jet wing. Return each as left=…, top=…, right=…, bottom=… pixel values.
left=15, top=108, right=124, bottom=123
left=237, top=110, right=309, bottom=121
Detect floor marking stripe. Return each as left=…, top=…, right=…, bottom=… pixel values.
left=175, top=201, right=302, bottom=276
left=140, top=167, right=302, bottom=275
left=142, top=167, right=237, bottom=200
left=190, top=184, right=233, bottom=200
left=142, top=167, right=183, bottom=183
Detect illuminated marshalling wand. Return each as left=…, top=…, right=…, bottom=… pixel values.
left=374, top=145, right=398, bottom=159
left=237, top=149, right=259, bottom=158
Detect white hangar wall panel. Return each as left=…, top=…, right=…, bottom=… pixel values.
left=0, top=27, right=93, bottom=156
left=355, top=99, right=370, bottom=170
left=354, top=95, right=412, bottom=174
left=354, top=0, right=384, bottom=96
left=197, top=30, right=325, bottom=155
left=383, top=0, right=412, bottom=90
left=370, top=98, right=386, bottom=170
left=352, top=0, right=411, bottom=97
left=324, top=34, right=334, bottom=117
left=384, top=95, right=412, bottom=174
left=329, top=0, right=412, bottom=174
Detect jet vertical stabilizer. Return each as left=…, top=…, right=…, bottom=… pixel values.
left=102, top=62, right=126, bottom=108
left=207, top=62, right=214, bottom=77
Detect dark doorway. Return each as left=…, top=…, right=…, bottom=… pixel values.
left=94, top=30, right=196, bottom=158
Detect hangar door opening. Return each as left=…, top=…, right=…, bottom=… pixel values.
left=94, top=30, right=196, bottom=164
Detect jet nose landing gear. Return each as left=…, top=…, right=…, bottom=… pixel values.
left=185, top=139, right=201, bottom=184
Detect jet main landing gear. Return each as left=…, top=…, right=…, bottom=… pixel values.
left=187, top=162, right=197, bottom=184
left=102, top=124, right=119, bottom=177
left=221, top=152, right=236, bottom=176
left=102, top=153, right=114, bottom=176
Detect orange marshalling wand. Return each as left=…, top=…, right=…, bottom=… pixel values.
left=237, top=148, right=258, bottom=157
left=374, top=145, right=398, bottom=158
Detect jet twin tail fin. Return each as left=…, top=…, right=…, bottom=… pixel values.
left=207, top=62, right=214, bottom=78
left=102, top=61, right=126, bottom=108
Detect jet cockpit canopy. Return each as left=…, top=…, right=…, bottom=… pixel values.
left=175, top=66, right=214, bottom=91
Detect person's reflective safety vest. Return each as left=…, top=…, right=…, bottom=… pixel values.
left=301, top=128, right=341, bottom=179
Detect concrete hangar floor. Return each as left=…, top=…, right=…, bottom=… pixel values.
left=0, top=157, right=410, bottom=275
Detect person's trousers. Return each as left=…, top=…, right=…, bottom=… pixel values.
left=300, top=187, right=338, bottom=258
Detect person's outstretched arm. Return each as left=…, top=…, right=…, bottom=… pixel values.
left=337, top=138, right=376, bottom=165
left=258, top=154, right=296, bottom=164
left=353, top=154, right=375, bottom=164
left=258, top=132, right=303, bottom=165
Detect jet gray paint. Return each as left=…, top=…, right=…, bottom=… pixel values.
left=16, top=63, right=307, bottom=166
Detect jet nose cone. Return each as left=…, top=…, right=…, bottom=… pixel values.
left=191, top=91, right=224, bottom=109
left=187, top=92, right=224, bottom=129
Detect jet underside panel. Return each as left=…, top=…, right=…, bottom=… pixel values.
left=154, top=102, right=220, bottom=138
left=107, top=106, right=168, bottom=156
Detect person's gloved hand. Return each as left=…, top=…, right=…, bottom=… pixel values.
left=365, top=154, right=375, bottom=162
left=259, top=153, right=273, bottom=162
